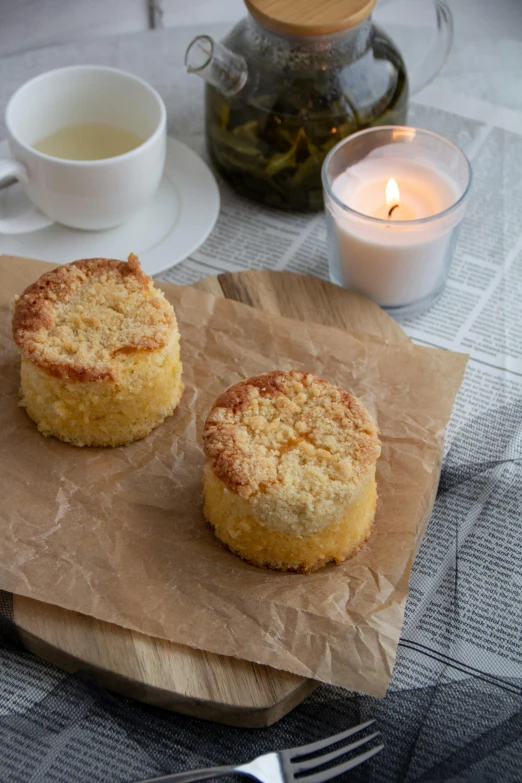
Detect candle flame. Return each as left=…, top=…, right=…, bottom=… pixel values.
left=386, top=177, right=400, bottom=207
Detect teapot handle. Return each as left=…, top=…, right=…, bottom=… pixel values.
left=375, top=0, right=454, bottom=95
left=411, top=0, right=453, bottom=94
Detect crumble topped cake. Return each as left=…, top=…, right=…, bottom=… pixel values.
left=202, top=370, right=380, bottom=572
left=12, top=254, right=183, bottom=446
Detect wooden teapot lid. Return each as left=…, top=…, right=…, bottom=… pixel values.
left=244, top=0, right=376, bottom=36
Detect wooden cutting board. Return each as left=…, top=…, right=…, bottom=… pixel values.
left=0, top=270, right=426, bottom=729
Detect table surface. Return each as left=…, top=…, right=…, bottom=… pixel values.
left=1, top=2, right=521, bottom=782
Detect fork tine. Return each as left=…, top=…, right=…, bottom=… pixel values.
left=287, top=719, right=375, bottom=758
left=299, top=744, right=384, bottom=783
left=293, top=732, right=380, bottom=773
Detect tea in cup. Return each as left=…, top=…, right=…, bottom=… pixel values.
left=0, top=65, right=166, bottom=232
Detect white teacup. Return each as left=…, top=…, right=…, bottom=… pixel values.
left=0, top=65, right=166, bottom=232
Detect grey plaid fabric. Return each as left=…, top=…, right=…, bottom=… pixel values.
left=1, top=636, right=521, bottom=783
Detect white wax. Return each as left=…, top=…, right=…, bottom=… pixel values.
left=328, top=147, right=462, bottom=308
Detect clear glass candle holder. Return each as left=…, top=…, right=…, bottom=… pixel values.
left=322, top=126, right=472, bottom=318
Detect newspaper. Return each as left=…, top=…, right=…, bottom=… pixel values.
left=159, top=87, right=522, bottom=697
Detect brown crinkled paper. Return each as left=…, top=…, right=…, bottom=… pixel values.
left=0, top=255, right=467, bottom=696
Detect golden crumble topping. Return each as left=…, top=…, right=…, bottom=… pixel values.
left=203, top=371, right=380, bottom=534
left=12, top=254, right=176, bottom=382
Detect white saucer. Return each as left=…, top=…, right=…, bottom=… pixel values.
left=0, top=137, right=220, bottom=276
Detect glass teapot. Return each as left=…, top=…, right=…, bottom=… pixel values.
left=185, top=0, right=453, bottom=211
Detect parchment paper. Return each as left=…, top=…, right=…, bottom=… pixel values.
left=0, top=255, right=467, bottom=696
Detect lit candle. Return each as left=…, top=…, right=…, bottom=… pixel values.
left=384, top=178, right=405, bottom=220
left=322, top=129, right=472, bottom=317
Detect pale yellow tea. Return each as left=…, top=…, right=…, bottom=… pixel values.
left=33, top=123, right=144, bottom=160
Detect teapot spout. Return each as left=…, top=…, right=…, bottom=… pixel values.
left=185, top=35, right=248, bottom=96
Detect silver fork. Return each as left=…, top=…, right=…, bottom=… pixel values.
left=135, top=719, right=383, bottom=783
